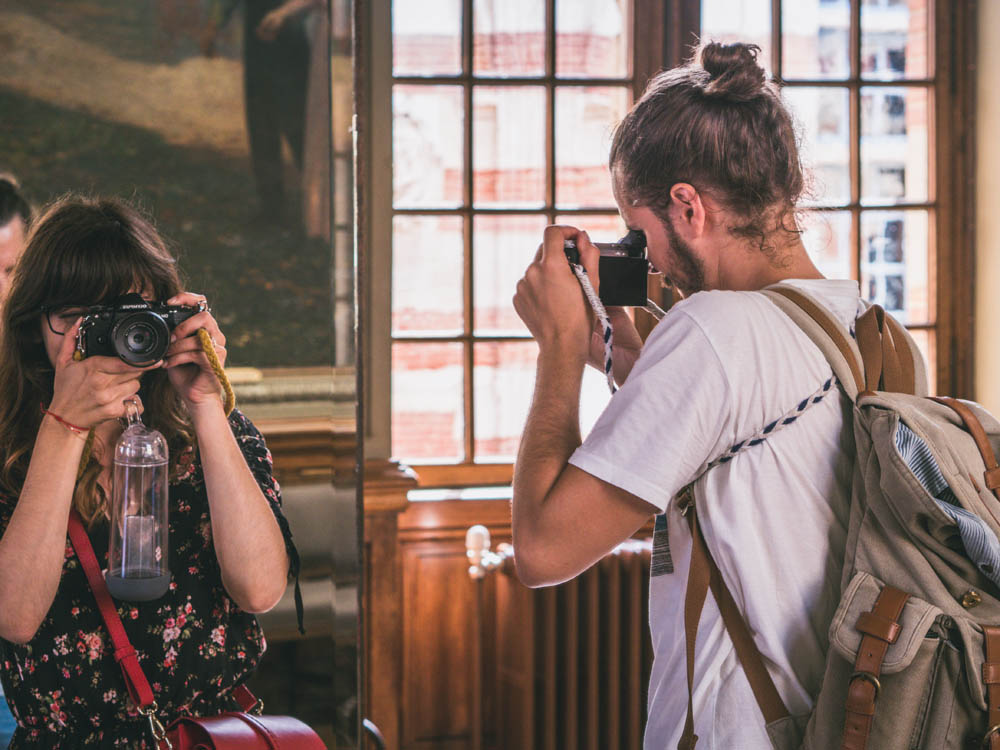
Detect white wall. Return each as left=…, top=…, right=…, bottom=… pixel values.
left=976, top=0, right=1000, bottom=412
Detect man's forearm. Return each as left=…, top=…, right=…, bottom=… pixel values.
left=512, top=347, right=585, bottom=550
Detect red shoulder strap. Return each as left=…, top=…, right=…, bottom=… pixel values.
left=67, top=509, right=156, bottom=710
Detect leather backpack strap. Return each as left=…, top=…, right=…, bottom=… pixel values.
left=765, top=286, right=865, bottom=395
left=932, top=397, right=1000, bottom=502
left=855, top=306, right=915, bottom=394
left=764, top=285, right=927, bottom=398
left=67, top=509, right=156, bottom=711
left=854, top=307, right=884, bottom=392
left=983, top=626, right=1000, bottom=750
left=841, top=585, right=909, bottom=750
left=677, top=489, right=789, bottom=750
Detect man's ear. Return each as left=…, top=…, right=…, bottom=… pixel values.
left=668, top=183, right=706, bottom=238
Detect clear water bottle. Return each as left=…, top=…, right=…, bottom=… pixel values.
left=105, top=400, right=170, bottom=601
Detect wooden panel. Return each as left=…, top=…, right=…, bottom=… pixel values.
left=403, top=541, right=477, bottom=745
left=561, top=579, right=579, bottom=750
left=602, top=556, right=622, bottom=750
left=625, top=551, right=644, bottom=748
left=496, top=565, right=535, bottom=750
left=583, top=570, right=600, bottom=750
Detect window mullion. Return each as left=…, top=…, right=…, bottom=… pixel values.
left=463, top=0, right=475, bottom=463
left=850, top=0, right=862, bottom=287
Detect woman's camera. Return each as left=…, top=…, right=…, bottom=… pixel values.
left=564, top=229, right=648, bottom=306
left=75, top=292, right=200, bottom=366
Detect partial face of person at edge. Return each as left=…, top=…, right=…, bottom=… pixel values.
left=0, top=215, right=27, bottom=304
left=612, top=171, right=707, bottom=299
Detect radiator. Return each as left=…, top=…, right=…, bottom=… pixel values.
left=467, top=529, right=654, bottom=750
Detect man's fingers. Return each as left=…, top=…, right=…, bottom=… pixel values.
left=540, top=225, right=581, bottom=265
left=574, top=230, right=600, bottom=279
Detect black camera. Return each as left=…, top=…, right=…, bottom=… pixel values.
left=75, top=293, right=201, bottom=366
left=564, top=229, right=648, bottom=307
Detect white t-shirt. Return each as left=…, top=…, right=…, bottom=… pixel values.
left=568, top=279, right=864, bottom=749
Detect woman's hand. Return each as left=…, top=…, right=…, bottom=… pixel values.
left=162, top=293, right=228, bottom=410
left=47, top=318, right=157, bottom=429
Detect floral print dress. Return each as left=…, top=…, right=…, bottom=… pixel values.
left=0, top=410, right=299, bottom=748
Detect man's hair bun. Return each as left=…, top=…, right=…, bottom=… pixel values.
left=700, top=42, right=767, bottom=102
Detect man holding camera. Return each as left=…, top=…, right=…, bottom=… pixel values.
left=512, top=43, right=862, bottom=749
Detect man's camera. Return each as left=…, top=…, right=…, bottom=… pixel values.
left=564, top=229, right=648, bottom=307
left=76, top=292, right=200, bottom=366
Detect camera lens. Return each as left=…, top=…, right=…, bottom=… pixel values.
left=125, top=323, right=155, bottom=354
left=112, top=312, right=169, bottom=366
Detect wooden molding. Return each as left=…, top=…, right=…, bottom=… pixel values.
left=255, top=418, right=356, bottom=485
left=364, top=459, right=418, bottom=515
left=409, top=462, right=512, bottom=489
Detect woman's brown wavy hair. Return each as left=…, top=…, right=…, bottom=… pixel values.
left=0, top=196, right=196, bottom=526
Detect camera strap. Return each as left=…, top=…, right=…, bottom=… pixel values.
left=566, top=264, right=668, bottom=395
left=566, top=260, right=617, bottom=394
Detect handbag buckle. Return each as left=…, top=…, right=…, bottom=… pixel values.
left=139, top=701, right=173, bottom=749
left=250, top=697, right=265, bottom=716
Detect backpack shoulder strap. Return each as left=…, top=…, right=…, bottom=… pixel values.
left=762, top=284, right=928, bottom=398
left=677, top=487, right=790, bottom=750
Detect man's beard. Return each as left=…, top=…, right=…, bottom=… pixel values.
left=662, top=217, right=705, bottom=297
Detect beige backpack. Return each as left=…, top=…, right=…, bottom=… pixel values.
left=677, top=284, right=1000, bottom=750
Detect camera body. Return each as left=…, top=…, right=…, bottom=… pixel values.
left=76, top=293, right=200, bottom=366
left=564, top=229, right=648, bottom=307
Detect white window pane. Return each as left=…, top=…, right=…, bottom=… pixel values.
left=393, top=85, right=465, bottom=208
left=860, top=209, right=930, bottom=325
left=393, top=0, right=462, bottom=76
left=555, top=86, right=629, bottom=209
left=782, top=1, right=850, bottom=79
left=556, top=0, right=629, bottom=79
left=473, top=86, right=546, bottom=207
left=474, top=0, right=546, bottom=76
left=473, top=215, right=548, bottom=336
left=862, top=0, right=929, bottom=81
left=785, top=87, right=850, bottom=206
left=393, top=342, right=465, bottom=462
left=393, top=215, right=464, bottom=335
left=860, top=87, right=929, bottom=204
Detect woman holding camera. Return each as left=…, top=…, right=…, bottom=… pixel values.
left=0, top=196, right=297, bottom=747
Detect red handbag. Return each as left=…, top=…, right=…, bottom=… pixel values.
left=68, top=510, right=327, bottom=750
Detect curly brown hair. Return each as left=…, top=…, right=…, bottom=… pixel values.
left=610, top=41, right=805, bottom=262
left=0, top=195, right=196, bottom=526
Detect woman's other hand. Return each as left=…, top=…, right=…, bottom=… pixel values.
left=162, top=293, right=228, bottom=411
left=48, top=317, right=156, bottom=429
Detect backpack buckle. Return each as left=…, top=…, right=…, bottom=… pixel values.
left=849, top=671, right=881, bottom=701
